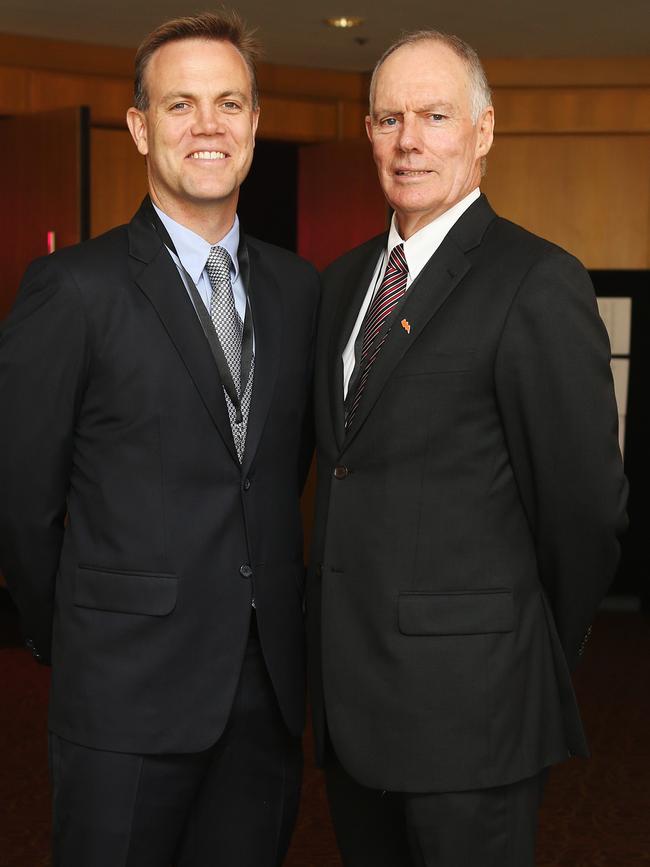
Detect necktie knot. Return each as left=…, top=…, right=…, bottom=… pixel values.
left=387, top=243, right=408, bottom=276
left=205, top=245, right=232, bottom=290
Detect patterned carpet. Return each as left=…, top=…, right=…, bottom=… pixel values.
left=1, top=607, right=648, bottom=866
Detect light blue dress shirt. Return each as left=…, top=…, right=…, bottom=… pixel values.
left=152, top=207, right=254, bottom=602
left=153, top=203, right=247, bottom=323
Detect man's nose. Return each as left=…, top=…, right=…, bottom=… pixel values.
left=398, top=115, right=423, bottom=151
left=192, top=106, right=224, bottom=135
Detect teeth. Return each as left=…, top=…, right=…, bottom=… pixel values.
left=398, top=170, right=428, bottom=176
left=190, top=151, right=226, bottom=160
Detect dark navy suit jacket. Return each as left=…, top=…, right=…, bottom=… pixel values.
left=0, top=199, right=319, bottom=753
left=307, top=195, right=627, bottom=792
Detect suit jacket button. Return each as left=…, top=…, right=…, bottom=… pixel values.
left=333, top=465, right=349, bottom=479
left=315, top=564, right=323, bottom=578
left=243, top=478, right=251, bottom=491
left=240, top=564, right=253, bottom=579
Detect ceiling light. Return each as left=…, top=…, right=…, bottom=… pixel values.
left=324, top=16, right=364, bottom=29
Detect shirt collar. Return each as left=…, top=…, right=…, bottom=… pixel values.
left=152, top=203, right=241, bottom=284
left=386, top=187, right=481, bottom=281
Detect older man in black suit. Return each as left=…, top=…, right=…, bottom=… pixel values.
left=0, top=10, right=318, bottom=866
left=307, top=29, right=627, bottom=867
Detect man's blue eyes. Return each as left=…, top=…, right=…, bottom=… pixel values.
left=380, top=114, right=446, bottom=125
left=169, top=102, right=242, bottom=111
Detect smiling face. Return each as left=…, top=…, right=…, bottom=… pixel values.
left=127, top=37, right=259, bottom=239
left=366, top=40, right=493, bottom=239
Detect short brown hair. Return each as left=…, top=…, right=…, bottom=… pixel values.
left=133, top=9, right=261, bottom=111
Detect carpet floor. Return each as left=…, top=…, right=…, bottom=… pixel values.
left=1, top=609, right=648, bottom=866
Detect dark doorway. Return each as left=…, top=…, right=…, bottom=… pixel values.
left=238, top=139, right=298, bottom=252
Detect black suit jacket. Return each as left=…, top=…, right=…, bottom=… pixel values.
left=0, top=200, right=319, bottom=753
left=307, top=195, right=627, bottom=793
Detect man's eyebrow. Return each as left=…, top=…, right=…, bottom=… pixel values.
left=158, top=89, right=251, bottom=104
left=418, top=101, right=456, bottom=114
left=371, top=107, right=402, bottom=120
left=218, top=89, right=249, bottom=101
left=372, top=100, right=456, bottom=118
left=159, top=90, right=194, bottom=104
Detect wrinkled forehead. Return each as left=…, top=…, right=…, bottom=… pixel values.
left=372, top=41, right=472, bottom=112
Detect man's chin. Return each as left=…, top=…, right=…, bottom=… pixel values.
left=184, top=186, right=238, bottom=209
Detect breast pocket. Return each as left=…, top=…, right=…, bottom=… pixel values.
left=396, top=350, right=475, bottom=377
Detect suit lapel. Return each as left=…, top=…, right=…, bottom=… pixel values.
left=127, top=201, right=239, bottom=463
left=328, top=236, right=386, bottom=450
left=343, top=241, right=470, bottom=444
left=241, top=240, right=282, bottom=474
left=342, top=195, right=497, bottom=447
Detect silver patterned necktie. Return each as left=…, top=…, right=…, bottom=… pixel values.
left=205, top=245, right=254, bottom=462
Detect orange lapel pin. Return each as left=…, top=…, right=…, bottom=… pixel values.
left=401, top=318, right=411, bottom=334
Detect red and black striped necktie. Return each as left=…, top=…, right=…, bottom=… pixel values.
left=346, top=243, right=408, bottom=427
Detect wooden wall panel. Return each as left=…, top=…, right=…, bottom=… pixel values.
left=0, top=65, right=29, bottom=113
left=0, top=32, right=368, bottom=99
left=484, top=57, right=650, bottom=87
left=1, top=33, right=649, bottom=91
left=28, top=69, right=132, bottom=126
left=494, top=87, right=650, bottom=133
left=0, top=32, right=134, bottom=77
left=7, top=70, right=357, bottom=143
left=482, top=134, right=650, bottom=269
left=258, top=64, right=367, bottom=101
left=90, top=128, right=148, bottom=237
left=259, top=97, right=338, bottom=142
left=2, top=33, right=650, bottom=144
left=339, top=100, right=367, bottom=140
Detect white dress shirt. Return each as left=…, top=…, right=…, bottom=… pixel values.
left=342, top=187, right=481, bottom=398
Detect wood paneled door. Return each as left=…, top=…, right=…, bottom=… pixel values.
left=0, top=106, right=89, bottom=319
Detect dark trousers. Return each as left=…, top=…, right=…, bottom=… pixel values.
left=49, top=620, right=302, bottom=867
left=325, top=753, right=547, bottom=867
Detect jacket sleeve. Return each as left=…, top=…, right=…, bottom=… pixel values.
left=495, top=250, right=628, bottom=670
left=0, top=256, right=89, bottom=663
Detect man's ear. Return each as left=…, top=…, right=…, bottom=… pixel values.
left=476, top=106, right=494, bottom=159
left=365, top=115, right=373, bottom=143
left=251, top=107, right=260, bottom=147
left=126, top=107, right=149, bottom=156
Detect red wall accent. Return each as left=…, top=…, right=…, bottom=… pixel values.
left=297, top=140, right=388, bottom=271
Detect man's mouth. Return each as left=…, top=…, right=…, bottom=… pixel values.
left=188, top=151, right=227, bottom=160
left=395, top=169, right=431, bottom=176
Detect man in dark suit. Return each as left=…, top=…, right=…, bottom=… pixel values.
left=307, top=29, right=627, bottom=867
left=0, top=11, right=318, bottom=866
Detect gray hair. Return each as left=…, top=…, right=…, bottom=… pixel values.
left=368, top=29, right=492, bottom=124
